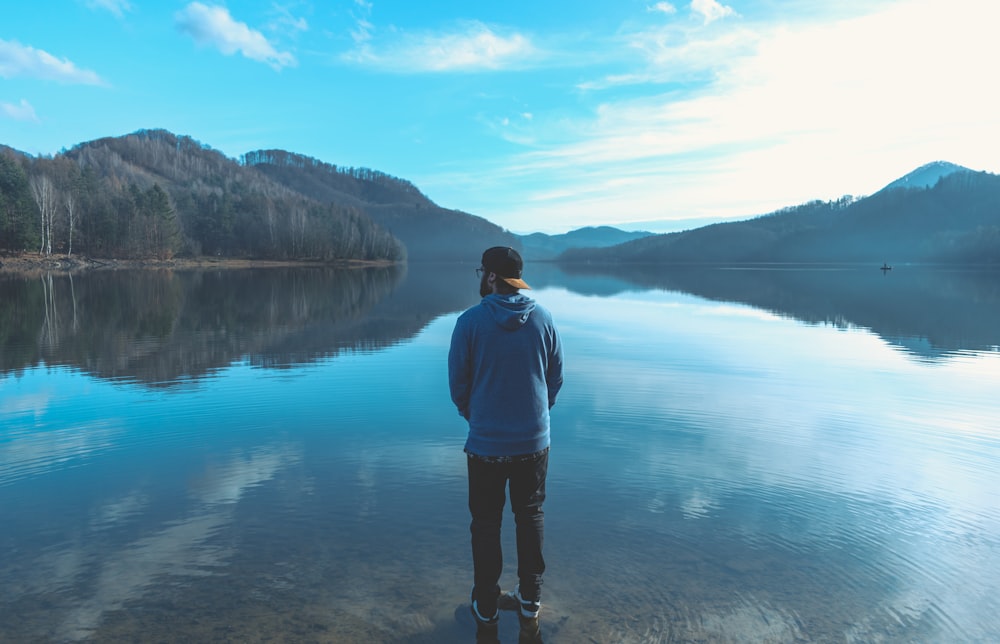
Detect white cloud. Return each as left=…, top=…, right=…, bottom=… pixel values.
left=345, top=21, right=536, bottom=72
left=86, top=0, right=132, bottom=18
left=352, top=18, right=374, bottom=46
left=0, top=39, right=104, bottom=84
left=344, top=0, right=375, bottom=66
left=576, top=25, right=756, bottom=90
left=428, top=0, right=1000, bottom=233
left=175, top=2, right=296, bottom=70
left=1, top=98, right=39, bottom=122
left=268, top=4, right=309, bottom=36
left=648, top=2, right=678, bottom=15
left=691, top=0, right=736, bottom=25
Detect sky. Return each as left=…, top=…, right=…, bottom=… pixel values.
left=2, top=0, right=999, bottom=234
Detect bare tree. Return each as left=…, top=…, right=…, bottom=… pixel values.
left=65, top=192, right=77, bottom=257
left=266, top=199, right=276, bottom=251
left=289, top=205, right=306, bottom=257
left=30, top=174, right=57, bottom=256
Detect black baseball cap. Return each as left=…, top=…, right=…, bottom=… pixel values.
left=481, top=246, right=531, bottom=290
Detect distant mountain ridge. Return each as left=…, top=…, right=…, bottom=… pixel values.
left=517, top=226, right=654, bottom=260
left=559, top=162, right=1000, bottom=265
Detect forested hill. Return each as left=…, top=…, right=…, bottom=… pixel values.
left=2, top=129, right=515, bottom=263
left=242, top=149, right=432, bottom=208
left=1, top=129, right=405, bottom=262
left=245, top=149, right=518, bottom=261
left=559, top=164, right=1000, bottom=265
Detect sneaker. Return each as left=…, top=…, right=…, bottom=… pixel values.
left=499, top=584, right=540, bottom=619
left=470, top=588, right=499, bottom=626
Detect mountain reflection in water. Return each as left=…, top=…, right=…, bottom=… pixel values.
left=0, top=264, right=482, bottom=386
left=3, top=263, right=996, bottom=388
left=543, top=263, right=1000, bottom=360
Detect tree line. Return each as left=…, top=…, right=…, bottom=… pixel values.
left=247, top=147, right=521, bottom=261
left=241, top=149, right=428, bottom=206
left=0, top=130, right=405, bottom=263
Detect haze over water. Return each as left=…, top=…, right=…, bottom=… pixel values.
left=2, top=263, right=999, bottom=642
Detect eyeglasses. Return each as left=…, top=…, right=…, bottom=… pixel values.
left=476, top=267, right=485, bottom=278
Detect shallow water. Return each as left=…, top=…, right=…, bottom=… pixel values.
left=2, top=264, right=999, bottom=642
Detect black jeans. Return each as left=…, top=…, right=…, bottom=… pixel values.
left=468, top=447, right=548, bottom=614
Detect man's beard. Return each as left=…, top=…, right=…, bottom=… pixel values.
left=480, top=274, right=491, bottom=298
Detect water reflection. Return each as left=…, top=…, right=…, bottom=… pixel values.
left=543, top=263, right=1000, bottom=359
left=2, top=263, right=1000, bottom=642
left=0, top=264, right=480, bottom=386
left=3, top=437, right=300, bottom=641
left=541, top=279, right=1000, bottom=642
left=5, top=264, right=994, bottom=387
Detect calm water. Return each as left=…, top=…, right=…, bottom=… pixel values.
left=2, top=263, right=999, bottom=643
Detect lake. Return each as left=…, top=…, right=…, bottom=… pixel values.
left=2, top=262, right=999, bottom=643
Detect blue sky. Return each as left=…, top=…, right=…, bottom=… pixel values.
left=2, top=0, right=998, bottom=234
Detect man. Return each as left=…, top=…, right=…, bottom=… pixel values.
left=448, top=246, right=564, bottom=627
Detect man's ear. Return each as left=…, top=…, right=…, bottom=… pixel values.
left=487, top=272, right=496, bottom=284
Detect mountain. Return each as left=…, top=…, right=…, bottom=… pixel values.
left=614, top=215, right=746, bottom=235
left=7, top=137, right=995, bottom=267
left=2, top=129, right=405, bottom=262
left=244, top=149, right=518, bottom=261
left=880, top=161, right=970, bottom=192
left=1, top=129, right=518, bottom=264
left=516, top=226, right=653, bottom=260
left=559, top=164, right=1000, bottom=265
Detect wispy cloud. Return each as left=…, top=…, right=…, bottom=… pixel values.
left=648, top=2, right=677, bottom=15
left=578, top=26, right=757, bottom=91
left=1, top=98, right=39, bottom=122
left=426, top=0, right=1000, bottom=232
left=348, top=0, right=374, bottom=47
left=267, top=3, right=309, bottom=37
left=691, top=0, right=736, bottom=25
left=175, top=2, right=296, bottom=70
left=344, top=20, right=537, bottom=72
left=0, top=39, right=104, bottom=84
left=85, top=0, right=132, bottom=18
left=646, top=0, right=737, bottom=25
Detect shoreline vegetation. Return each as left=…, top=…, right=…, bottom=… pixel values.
left=0, top=252, right=398, bottom=273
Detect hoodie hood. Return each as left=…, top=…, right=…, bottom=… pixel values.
left=482, top=293, right=536, bottom=331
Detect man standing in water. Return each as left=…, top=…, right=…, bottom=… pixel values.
left=448, top=246, right=564, bottom=628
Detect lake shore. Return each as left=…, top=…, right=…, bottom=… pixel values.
left=0, top=253, right=398, bottom=273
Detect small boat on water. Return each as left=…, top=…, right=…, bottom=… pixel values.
left=880, top=263, right=892, bottom=271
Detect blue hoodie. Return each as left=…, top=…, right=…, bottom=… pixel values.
left=448, top=293, right=564, bottom=457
